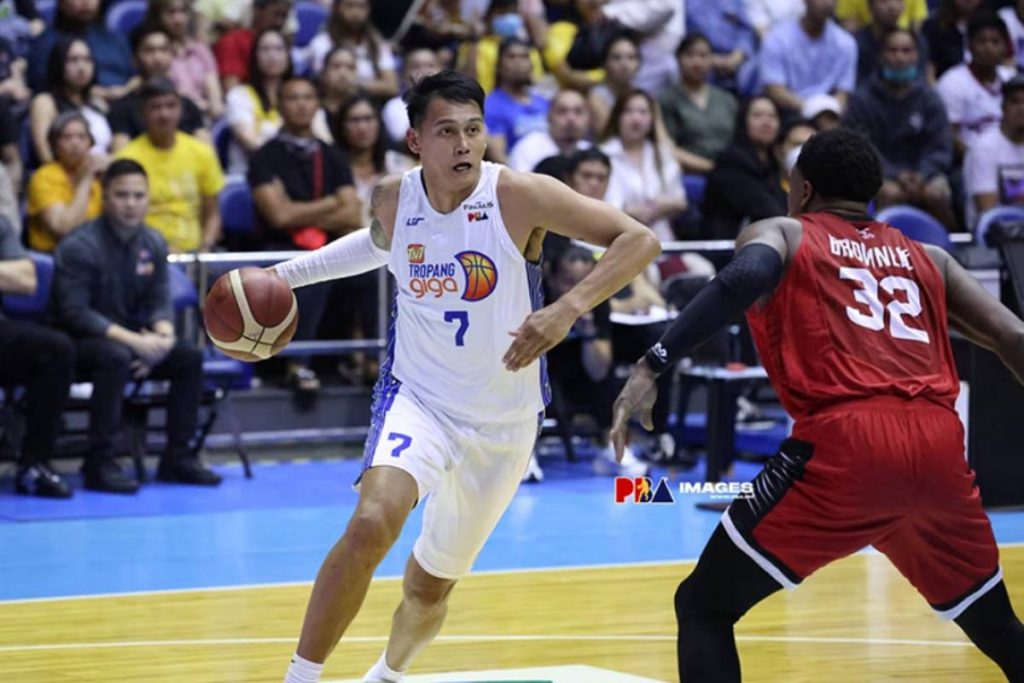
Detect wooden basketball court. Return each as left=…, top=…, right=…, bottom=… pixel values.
left=1, top=546, right=1016, bottom=681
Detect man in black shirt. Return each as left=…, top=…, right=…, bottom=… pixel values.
left=109, top=24, right=208, bottom=152
left=53, top=159, right=221, bottom=493
left=248, top=75, right=362, bottom=394
left=0, top=215, right=75, bottom=498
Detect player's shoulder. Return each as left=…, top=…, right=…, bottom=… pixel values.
left=370, top=173, right=406, bottom=233
left=918, top=243, right=951, bottom=282
left=496, top=165, right=563, bottom=203
left=739, top=215, right=802, bottom=241
left=371, top=173, right=405, bottom=211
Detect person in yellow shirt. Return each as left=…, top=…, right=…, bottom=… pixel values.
left=116, top=77, right=225, bottom=252
left=457, top=0, right=547, bottom=93
left=544, top=0, right=611, bottom=91
left=26, top=111, right=103, bottom=252
left=837, top=0, right=929, bottom=32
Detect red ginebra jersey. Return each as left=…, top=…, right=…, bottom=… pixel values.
left=746, top=211, right=960, bottom=420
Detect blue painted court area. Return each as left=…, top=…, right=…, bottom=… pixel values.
left=2, top=453, right=1024, bottom=602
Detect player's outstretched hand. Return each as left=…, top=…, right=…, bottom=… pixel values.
left=610, top=360, right=659, bottom=462
left=503, top=302, right=576, bottom=372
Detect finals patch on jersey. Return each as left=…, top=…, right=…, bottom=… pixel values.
left=406, top=248, right=499, bottom=302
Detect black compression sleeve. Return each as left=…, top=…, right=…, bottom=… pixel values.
left=644, top=243, right=784, bottom=374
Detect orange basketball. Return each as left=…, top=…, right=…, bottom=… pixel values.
left=203, top=267, right=298, bottom=362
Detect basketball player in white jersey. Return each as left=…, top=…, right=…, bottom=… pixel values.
left=274, top=71, right=661, bottom=683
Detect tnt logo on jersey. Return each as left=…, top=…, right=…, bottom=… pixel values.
left=406, top=249, right=499, bottom=301
left=614, top=477, right=675, bottom=504
left=407, top=244, right=425, bottom=264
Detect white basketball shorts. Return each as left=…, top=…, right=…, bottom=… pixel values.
left=360, top=381, right=540, bottom=579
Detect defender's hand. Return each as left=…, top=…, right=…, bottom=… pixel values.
left=503, top=301, right=576, bottom=372
left=610, top=359, right=659, bottom=462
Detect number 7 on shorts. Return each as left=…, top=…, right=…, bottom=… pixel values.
left=387, top=432, right=412, bottom=458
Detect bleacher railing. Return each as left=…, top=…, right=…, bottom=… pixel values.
left=170, top=232, right=975, bottom=358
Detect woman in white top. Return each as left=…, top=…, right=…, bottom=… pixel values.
left=29, top=36, right=112, bottom=164
left=225, top=29, right=290, bottom=174
left=306, top=0, right=399, bottom=99
left=588, top=35, right=640, bottom=136
left=335, top=94, right=414, bottom=223
left=600, top=89, right=687, bottom=242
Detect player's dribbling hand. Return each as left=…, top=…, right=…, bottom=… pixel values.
left=610, top=359, right=659, bottom=463
left=503, top=301, right=576, bottom=372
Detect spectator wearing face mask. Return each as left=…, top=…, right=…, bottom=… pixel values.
left=854, top=0, right=930, bottom=85
left=845, top=28, right=955, bottom=228
left=484, top=38, right=551, bottom=162
left=458, top=0, right=546, bottom=93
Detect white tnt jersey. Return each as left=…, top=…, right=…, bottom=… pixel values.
left=379, top=161, right=549, bottom=424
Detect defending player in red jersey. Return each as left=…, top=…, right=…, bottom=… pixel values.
left=611, top=128, right=1024, bottom=681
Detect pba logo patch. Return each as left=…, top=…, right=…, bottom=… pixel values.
left=455, top=250, right=498, bottom=301
left=407, top=243, right=425, bottom=264
left=467, top=211, right=489, bottom=222
left=615, top=477, right=675, bottom=504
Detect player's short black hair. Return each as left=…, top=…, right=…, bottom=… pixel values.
left=795, top=128, right=882, bottom=203
left=404, top=69, right=485, bottom=129
left=967, top=14, right=1009, bottom=44
left=565, top=147, right=611, bottom=176
left=102, top=159, right=148, bottom=188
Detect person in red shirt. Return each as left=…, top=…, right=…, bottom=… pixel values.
left=213, top=0, right=292, bottom=91
left=612, top=127, right=1024, bottom=681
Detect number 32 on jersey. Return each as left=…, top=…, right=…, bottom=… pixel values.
left=839, top=267, right=930, bottom=344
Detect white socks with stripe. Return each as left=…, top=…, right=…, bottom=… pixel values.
left=284, top=652, right=323, bottom=683
left=363, top=651, right=405, bottom=682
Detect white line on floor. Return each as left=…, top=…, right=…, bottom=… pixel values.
left=0, top=633, right=975, bottom=654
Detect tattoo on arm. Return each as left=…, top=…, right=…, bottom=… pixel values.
left=368, top=180, right=393, bottom=250
left=370, top=217, right=391, bottom=250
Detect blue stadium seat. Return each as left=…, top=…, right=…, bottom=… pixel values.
left=168, top=263, right=199, bottom=311
left=975, top=205, right=1024, bottom=247
left=19, top=117, right=39, bottom=173
left=1, top=251, right=53, bottom=320
left=295, top=1, right=328, bottom=48
left=210, top=118, right=232, bottom=170
left=37, top=0, right=56, bottom=25
left=683, top=174, right=707, bottom=208
left=220, top=180, right=256, bottom=236
left=105, top=0, right=147, bottom=36
left=875, top=205, right=953, bottom=250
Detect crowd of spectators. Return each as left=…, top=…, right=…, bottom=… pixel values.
left=3, top=0, right=1024, bottom=496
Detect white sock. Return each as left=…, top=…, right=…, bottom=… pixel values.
left=363, top=651, right=405, bottom=682
left=284, top=652, right=324, bottom=683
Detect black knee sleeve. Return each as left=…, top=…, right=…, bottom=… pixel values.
left=955, top=581, right=1024, bottom=681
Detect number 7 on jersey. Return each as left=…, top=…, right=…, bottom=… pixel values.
left=444, top=310, right=469, bottom=346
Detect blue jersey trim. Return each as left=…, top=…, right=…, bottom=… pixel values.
left=525, top=259, right=552, bottom=407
